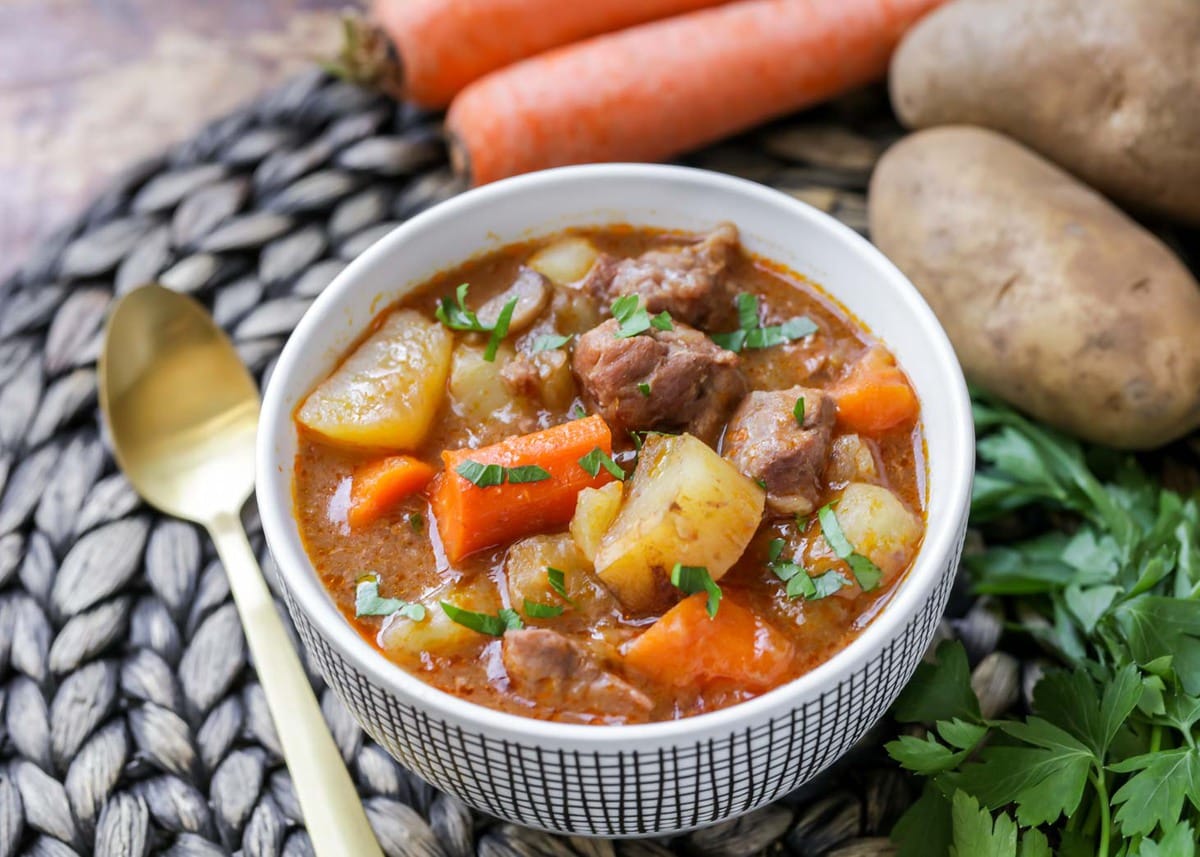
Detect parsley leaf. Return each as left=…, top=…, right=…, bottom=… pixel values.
left=794, top=396, right=805, bottom=425
left=1109, top=747, right=1200, bottom=837
left=892, top=640, right=982, bottom=724
left=435, top=283, right=483, bottom=331
left=711, top=292, right=817, bottom=353
left=483, top=298, right=517, bottom=362
left=523, top=599, right=564, bottom=618
left=440, top=602, right=523, bottom=636
left=531, top=333, right=572, bottom=353
left=355, top=575, right=426, bottom=621
left=611, top=295, right=673, bottom=338
left=955, top=717, right=1095, bottom=827
left=1137, top=822, right=1198, bottom=857
left=636, top=382, right=651, bottom=397
left=506, top=465, right=551, bottom=484
left=455, top=460, right=505, bottom=487
left=810, top=570, right=850, bottom=599
left=434, top=284, right=515, bottom=362
left=578, top=447, right=625, bottom=480
left=765, top=540, right=828, bottom=600
left=408, top=512, right=424, bottom=533
left=1032, top=663, right=1141, bottom=758
left=670, top=564, right=722, bottom=618
left=546, top=567, right=571, bottom=602
left=455, top=461, right=551, bottom=487
left=949, top=791, right=1018, bottom=857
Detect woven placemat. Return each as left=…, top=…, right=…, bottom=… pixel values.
left=0, top=70, right=1002, bottom=857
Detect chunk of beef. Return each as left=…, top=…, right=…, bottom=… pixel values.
left=723, top=386, right=836, bottom=516
left=571, top=319, right=747, bottom=442
left=502, top=629, right=652, bottom=715
left=581, top=223, right=739, bottom=329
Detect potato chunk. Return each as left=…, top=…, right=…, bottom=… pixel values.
left=527, top=237, right=599, bottom=285
left=834, top=483, right=922, bottom=583
left=594, top=434, right=765, bottom=615
left=449, top=342, right=522, bottom=426
left=380, top=576, right=499, bottom=661
left=297, top=310, right=451, bottom=450
left=505, top=533, right=613, bottom=617
left=570, top=482, right=623, bottom=563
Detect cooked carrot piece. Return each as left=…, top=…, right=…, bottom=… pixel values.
left=833, top=347, right=919, bottom=434
left=348, top=455, right=437, bottom=529
left=447, top=0, right=948, bottom=185
left=623, top=594, right=795, bottom=692
left=430, top=415, right=615, bottom=562
left=372, top=0, right=728, bottom=108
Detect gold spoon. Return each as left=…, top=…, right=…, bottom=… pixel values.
left=99, top=283, right=384, bottom=857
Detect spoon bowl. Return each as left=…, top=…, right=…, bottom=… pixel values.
left=99, top=283, right=383, bottom=857
left=100, top=284, right=258, bottom=522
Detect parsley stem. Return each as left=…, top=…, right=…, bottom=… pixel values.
left=1149, top=723, right=1163, bottom=753
left=1090, top=768, right=1111, bottom=857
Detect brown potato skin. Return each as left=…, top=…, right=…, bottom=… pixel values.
left=869, top=126, right=1200, bottom=449
left=890, top=0, right=1200, bottom=225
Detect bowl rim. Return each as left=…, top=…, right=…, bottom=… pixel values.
left=257, top=162, right=974, bottom=745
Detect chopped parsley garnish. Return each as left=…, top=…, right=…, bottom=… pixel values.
left=711, top=292, right=817, bottom=353
left=407, top=512, right=424, bottom=533
left=454, top=460, right=505, bottom=487
left=531, top=333, right=572, bottom=353
left=786, top=570, right=818, bottom=599
left=578, top=447, right=625, bottom=480
left=355, top=574, right=426, bottom=621
left=434, top=283, right=517, bottom=362
left=455, top=461, right=551, bottom=487
left=765, top=538, right=841, bottom=601
left=506, top=465, right=552, bottom=484
left=670, top=563, right=722, bottom=618
left=817, top=504, right=883, bottom=592
left=571, top=403, right=587, bottom=419
left=811, top=570, right=851, bottom=599
left=637, top=382, right=651, bottom=397
left=546, top=567, right=570, bottom=600
left=440, top=602, right=523, bottom=636
left=611, top=295, right=674, bottom=338
left=794, top=396, right=806, bottom=426
left=523, top=599, right=565, bottom=618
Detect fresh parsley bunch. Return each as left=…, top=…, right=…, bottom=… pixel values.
left=888, top=396, right=1200, bottom=857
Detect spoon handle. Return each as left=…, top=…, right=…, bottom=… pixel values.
left=209, top=511, right=384, bottom=857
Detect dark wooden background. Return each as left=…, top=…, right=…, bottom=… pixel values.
left=0, top=0, right=359, bottom=282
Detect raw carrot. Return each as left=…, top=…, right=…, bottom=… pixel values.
left=833, top=347, right=919, bottom=434
left=347, top=455, right=437, bottom=529
left=431, top=415, right=615, bottom=562
left=369, top=0, right=729, bottom=108
left=623, top=594, right=795, bottom=692
left=447, top=0, right=948, bottom=185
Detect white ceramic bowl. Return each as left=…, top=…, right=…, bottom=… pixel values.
left=257, top=164, right=973, bottom=838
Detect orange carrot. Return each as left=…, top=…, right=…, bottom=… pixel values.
left=624, top=594, right=795, bottom=692
left=347, top=455, right=437, bottom=529
left=447, top=0, right=947, bottom=185
left=371, top=0, right=728, bottom=108
left=431, top=415, right=615, bottom=562
left=834, top=347, right=919, bottom=434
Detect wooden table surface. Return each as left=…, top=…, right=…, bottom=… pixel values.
left=0, top=0, right=357, bottom=282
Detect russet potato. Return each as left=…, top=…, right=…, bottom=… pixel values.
left=869, top=127, right=1200, bottom=449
